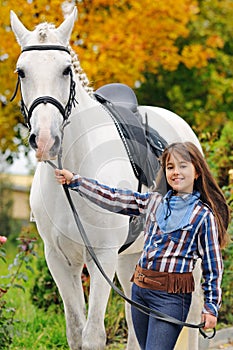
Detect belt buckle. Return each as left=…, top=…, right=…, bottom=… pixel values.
left=137, top=272, right=145, bottom=282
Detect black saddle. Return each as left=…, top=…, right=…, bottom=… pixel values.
left=95, top=83, right=139, bottom=113
left=94, top=83, right=167, bottom=253
left=95, top=83, right=167, bottom=187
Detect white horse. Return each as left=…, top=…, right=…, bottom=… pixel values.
left=10, top=8, right=203, bottom=350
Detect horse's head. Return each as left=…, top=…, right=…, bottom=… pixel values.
left=10, top=8, right=77, bottom=161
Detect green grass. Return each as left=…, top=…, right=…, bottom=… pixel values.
left=9, top=305, right=68, bottom=349
left=1, top=240, right=127, bottom=349
left=0, top=241, right=67, bottom=349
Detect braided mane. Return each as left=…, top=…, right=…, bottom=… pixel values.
left=68, top=46, right=94, bottom=95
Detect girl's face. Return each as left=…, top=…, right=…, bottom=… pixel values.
left=165, top=151, right=198, bottom=194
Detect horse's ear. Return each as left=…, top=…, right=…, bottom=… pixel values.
left=55, top=7, right=78, bottom=46
left=10, top=10, right=31, bottom=48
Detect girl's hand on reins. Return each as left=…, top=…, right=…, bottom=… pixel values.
left=55, top=169, right=74, bottom=185
left=201, top=313, right=217, bottom=330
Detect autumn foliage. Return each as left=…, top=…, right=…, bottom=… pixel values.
left=0, top=0, right=230, bottom=155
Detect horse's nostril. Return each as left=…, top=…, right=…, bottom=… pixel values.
left=54, top=136, right=60, bottom=149
left=50, top=136, right=61, bottom=156
left=29, top=133, right=38, bottom=150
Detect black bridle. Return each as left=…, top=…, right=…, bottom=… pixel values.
left=11, top=45, right=77, bottom=130
left=12, top=44, right=215, bottom=341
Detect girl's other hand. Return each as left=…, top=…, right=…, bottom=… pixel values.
left=201, top=313, right=217, bottom=330
left=55, top=169, right=74, bottom=185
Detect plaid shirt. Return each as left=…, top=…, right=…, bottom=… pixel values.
left=69, top=175, right=223, bottom=317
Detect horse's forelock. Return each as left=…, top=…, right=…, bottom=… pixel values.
left=35, top=22, right=56, bottom=43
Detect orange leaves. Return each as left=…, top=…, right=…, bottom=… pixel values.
left=206, top=35, right=224, bottom=49
left=181, top=44, right=215, bottom=69
left=181, top=34, right=224, bottom=70
left=0, top=0, right=225, bottom=153
left=71, top=0, right=202, bottom=87
left=0, top=0, right=206, bottom=93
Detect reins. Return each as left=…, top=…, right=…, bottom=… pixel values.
left=12, top=43, right=215, bottom=341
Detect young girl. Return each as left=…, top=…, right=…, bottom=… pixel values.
left=55, top=141, right=230, bottom=350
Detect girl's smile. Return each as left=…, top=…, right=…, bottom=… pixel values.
left=165, top=152, right=198, bottom=194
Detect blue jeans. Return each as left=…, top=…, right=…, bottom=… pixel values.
left=131, top=283, right=192, bottom=350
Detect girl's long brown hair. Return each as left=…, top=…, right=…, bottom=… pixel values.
left=156, top=142, right=230, bottom=248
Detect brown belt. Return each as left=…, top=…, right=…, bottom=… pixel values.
left=131, top=265, right=194, bottom=294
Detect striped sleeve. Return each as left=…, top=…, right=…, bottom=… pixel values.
left=68, top=174, right=152, bottom=216
left=198, top=209, right=223, bottom=317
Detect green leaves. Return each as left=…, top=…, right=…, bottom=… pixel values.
left=0, top=234, right=37, bottom=347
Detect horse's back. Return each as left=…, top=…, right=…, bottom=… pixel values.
left=138, top=106, right=201, bottom=151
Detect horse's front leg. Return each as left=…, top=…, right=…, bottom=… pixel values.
left=44, top=240, right=86, bottom=350
left=82, top=249, right=118, bottom=350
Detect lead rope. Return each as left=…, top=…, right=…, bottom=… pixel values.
left=45, top=156, right=215, bottom=340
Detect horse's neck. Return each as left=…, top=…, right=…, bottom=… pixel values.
left=62, top=81, right=131, bottom=184
left=62, top=78, right=100, bottom=173
left=61, top=57, right=134, bottom=184
left=75, top=77, right=97, bottom=112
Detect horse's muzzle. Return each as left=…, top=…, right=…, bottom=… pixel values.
left=29, top=132, right=61, bottom=161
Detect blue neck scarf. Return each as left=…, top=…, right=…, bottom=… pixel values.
left=155, top=190, right=200, bottom=233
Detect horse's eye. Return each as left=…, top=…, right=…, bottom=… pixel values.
left=63, top=66, right=71, bottom=76
left=17, top=68, right=25, bottom=78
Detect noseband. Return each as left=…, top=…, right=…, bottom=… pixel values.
left=11, top=45, right=77, bottom=130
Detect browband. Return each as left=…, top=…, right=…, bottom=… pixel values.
left=22, top=45, right=70, bottom=54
